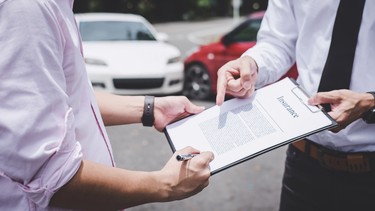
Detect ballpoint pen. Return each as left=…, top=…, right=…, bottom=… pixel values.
left=176, top=153, right=199, bottom=161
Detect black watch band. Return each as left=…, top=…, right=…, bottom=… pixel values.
left=141, top=96, right=155, bottom=127
left=367, top=92, right=375, bottom=102
left=362, top=92, right=375, bottom=124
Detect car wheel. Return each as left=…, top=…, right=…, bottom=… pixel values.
left=183, top=64, right=212, bottom=100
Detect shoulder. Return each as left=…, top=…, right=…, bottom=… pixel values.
left=1, top=0, right=68, bottom=51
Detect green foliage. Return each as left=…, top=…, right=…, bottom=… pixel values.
left=197, top=0, right=211, bottom=7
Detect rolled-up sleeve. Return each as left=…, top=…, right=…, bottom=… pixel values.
left=242, top=0, right=298, bottom=88
left=0, top=1, right=82, bottom=207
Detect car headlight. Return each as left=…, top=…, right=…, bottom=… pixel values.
left=167, top=56, right=181, bottom=64
left=84, top=58, right=108, bottom=66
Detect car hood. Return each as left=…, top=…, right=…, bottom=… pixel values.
left=82, top=41, right=181, bottom=76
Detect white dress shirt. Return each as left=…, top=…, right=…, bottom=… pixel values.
left=243, top=0, right=375, bottom=152
left=0, top=0, right=114, bottom=210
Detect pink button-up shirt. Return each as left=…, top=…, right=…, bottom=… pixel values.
left=0, top=0, right=114, bottom=210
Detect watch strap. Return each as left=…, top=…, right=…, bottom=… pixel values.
left=362, top=92, right=375, bottom=124
left=141, top=96, right=155, bottom=127
left=367, top=92, right=375, bottom=104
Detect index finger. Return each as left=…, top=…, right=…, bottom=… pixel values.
left=197, top=151, right=215, bottom=163
left=189, top=151, right=215, bottom=169
left=308, top=91, right=340, bottom=106
left=216, top=69, right=229, bottom=106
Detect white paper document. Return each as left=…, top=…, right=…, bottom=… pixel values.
left=165, top=78, right=337, bottom=174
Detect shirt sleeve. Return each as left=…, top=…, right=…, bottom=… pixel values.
left=0, top=1, right=82, bottom=207
left=242, top=0, right=298, bottom=88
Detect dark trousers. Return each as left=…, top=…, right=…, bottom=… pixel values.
left=279, top=145, right=375, bottom=211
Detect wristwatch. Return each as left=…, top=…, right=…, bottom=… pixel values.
left=362, top=92, right=375, bottom=124
left=141, top=96, right=155, bottom=127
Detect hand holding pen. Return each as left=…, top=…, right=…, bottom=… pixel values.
left=157, top=147, right=214, bottom=201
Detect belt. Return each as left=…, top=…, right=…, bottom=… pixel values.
left=291, top=139, right=374, bottom=173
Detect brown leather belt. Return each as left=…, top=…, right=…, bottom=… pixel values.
left=291, top=139, right=374, bottom=173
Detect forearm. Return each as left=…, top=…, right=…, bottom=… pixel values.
left=50, top=160, right=166, bottom=210
left=95, top=92, right=144, bottom=126
left=243, top=1, right=297, bottom=87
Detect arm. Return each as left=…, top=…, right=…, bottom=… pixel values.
left=51, top=93, right=211, bottom=210
left=216, top=0, right=298, bottom=105
left=308, top=90, right=375, bottom=132
left=95, top=92, right=144, bottom=126
left=50, top=147, right=214, bottom=210
left=95, top=92, right=205, bottom=131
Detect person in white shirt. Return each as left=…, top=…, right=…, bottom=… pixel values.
left=0, top=0, right=213, bottom=210
left=216, top=0, right=375, bottom=210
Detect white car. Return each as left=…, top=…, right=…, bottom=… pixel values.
left=75, top=13, right=184, bottom=95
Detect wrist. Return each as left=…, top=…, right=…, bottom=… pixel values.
left=150, top=171, right=172, bottom=202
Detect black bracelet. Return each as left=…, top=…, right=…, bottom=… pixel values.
left=141, top=96, right=155, bottom=127
left=367, top=92, right=375, bottom=103
left=362, top=92, right=375, bottom=124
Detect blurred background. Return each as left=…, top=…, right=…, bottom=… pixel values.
left=72, top=1, right=293, bottom=210
left=73, top=0, right=268, bottom=22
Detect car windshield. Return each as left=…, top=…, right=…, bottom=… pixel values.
left=227, top=18, right=262, bottom=42
left=79, top=21, right=156, bottom=41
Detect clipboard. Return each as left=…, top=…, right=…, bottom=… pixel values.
left=164, top=78, right=337, bottom=175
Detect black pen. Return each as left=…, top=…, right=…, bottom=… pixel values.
left=176, top=153, right=199, bottom=161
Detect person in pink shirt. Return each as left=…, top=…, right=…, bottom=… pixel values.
left=0, top=0, right=214, bottom=210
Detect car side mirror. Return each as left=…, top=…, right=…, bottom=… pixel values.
left=156, top=32, right=169, bottom=42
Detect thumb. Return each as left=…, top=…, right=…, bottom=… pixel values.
left=185, top=102, right=205, bottom=114
left=308, top=94, right=321, bottom=106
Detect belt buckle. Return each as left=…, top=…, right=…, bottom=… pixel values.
left=347, top=154, right=370, bottom=173
left=316, top=147, right=347, bottom=172
left=318, top=148, right=371, bottom=173
left=316, top=147, right=330, bottom=169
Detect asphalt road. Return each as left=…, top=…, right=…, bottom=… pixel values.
left=107, top=18, right=287, bottom=211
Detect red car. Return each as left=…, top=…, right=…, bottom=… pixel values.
left=183, top=11, right=298, bottom=100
